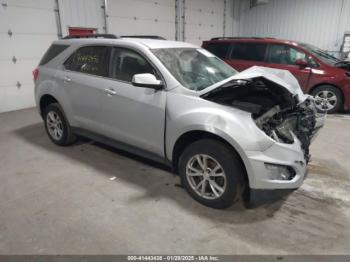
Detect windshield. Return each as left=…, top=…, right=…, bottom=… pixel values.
left=152, top=48, right=237, bottom=91
left=299, top=43, right=340, bottom=65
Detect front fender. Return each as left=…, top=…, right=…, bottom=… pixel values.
left=167, top=123, right=255, bottom=182
left=165, top=92, right=275, bottom=174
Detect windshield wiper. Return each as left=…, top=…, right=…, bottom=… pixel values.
left=313, top=50, right=340, bottom=62
left=335, top=60, right=349, bottom=65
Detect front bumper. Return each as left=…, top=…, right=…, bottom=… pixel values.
left=244, top=110, right=326, bottom=190
left=245, top=138, right=307, bottom=190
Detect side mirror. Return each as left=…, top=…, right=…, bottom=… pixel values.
left=132, top=73, right=163, bottom=90
left=295, top=59, right=308, bottom=68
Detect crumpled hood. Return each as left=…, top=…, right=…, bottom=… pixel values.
left=201, top=66, right=309, bottom=103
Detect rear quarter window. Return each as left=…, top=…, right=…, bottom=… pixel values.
left=39, top=44, right=69, bottom=65
left=204, top=43, right=230, bottom=59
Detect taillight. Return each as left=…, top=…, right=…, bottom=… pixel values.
left=32, top=68, right=39, bottom=82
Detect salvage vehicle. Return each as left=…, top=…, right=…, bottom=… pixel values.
left=34, top=35, right=324, bottom=209
left=202, top=37, right=350, bottom=113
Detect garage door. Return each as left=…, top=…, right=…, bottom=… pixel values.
left=0, top=0, right=57, bottom=113
left=185, top=0, right=225, bottom=45
left=106, top=0, right=176, bottom=40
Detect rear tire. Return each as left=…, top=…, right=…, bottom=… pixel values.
left=310, top=85, right=343, bottom=114
left=43, top=103, right=76, bottom=146
left=178, top=139, right=245, bottom=209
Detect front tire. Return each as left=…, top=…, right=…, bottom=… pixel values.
left=178, top=139, right=245, bottom=209
left=310, top=85, right=343, bottom=114
left=43, top=103, right=76, bottom=146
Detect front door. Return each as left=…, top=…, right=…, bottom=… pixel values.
left=100, top=47, right=166, bottom=157
left=266, top=44, right=312, bottom=90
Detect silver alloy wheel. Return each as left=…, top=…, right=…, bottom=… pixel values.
left=46, top=111, right=63, bottom=141
left=314, top=90, right=337, bottom=112
left=186, top=154, right=227, bottom=200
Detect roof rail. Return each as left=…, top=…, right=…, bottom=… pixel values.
left=210, top=36, right=275, bottom=40
left=121, top=35, right=166, bottom=40
left=63, top=34, right=119, bottom=39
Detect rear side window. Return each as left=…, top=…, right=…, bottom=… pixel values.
left=39, top=44, right=69, bottom=65
left=231, top=43, right=267, bottom=62
left=109, top=48, right=157, bottom=82
left=64, top=46, right=109, bottom=77
left=204, top=43, right=230, bottom=59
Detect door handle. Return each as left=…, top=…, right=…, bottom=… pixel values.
left=63, top=76, right=71, bottom=83
left=104, top=88, right=117, bottom=96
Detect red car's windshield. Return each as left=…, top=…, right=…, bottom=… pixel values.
left=299, top=43, right=341, bottom=65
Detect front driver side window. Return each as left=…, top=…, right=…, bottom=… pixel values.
left=110, top=48, right=157, bottom=82
left=268, top=44, right=306, bottom=65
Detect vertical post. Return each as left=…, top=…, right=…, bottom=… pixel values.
left=175, top=0, right=180, bottom=40
left=175, top=0, right=185, bottom=41
left=54, top=0, right=63, bottom=39
left=103, top=0, right=108, bottom=33
left=223, top=0, right=227, bottom=37
left=182, top=0, right=186, bottom=41
left=237, top=0, right=242, bottom=36
left=335, top=0, right=345, bottom=57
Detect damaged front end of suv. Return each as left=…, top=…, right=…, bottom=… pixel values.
left=202, top=66, right=325, bottom=165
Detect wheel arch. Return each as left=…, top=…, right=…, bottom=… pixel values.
left=39, top=94, right=59, bottom=118
left=171, top=130, right=250, bottom=189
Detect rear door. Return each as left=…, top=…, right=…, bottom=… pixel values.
left=57, top=45, right=111, bottom=133
left=266, top=44, right=312, bottom=90
left=226, top=42, right=268, bottom=72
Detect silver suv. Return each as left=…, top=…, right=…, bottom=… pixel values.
left=34, top=35, right=324, bottom=209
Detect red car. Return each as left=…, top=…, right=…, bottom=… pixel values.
left=202, top=37, right=350, bottom=113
